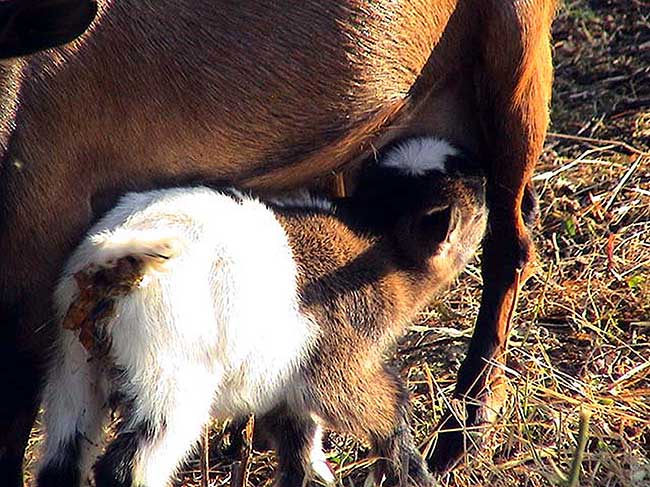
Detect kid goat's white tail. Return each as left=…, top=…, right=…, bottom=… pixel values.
left=53, top=226, right=186, bottom=326
left=88, top=228, right=184, bottom=273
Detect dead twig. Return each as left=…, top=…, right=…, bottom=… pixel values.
left=604, top=155, right=643, bottom=211
left=200, top=424, right=210, bottom=487
left=566, top=409, right=591, bottom=487
left=547, top=132, right=650, bottom=156
left=230, top=415, right=255, bottom=487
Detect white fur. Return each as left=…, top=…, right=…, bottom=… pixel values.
left=380, top=136, right=456, bottom=175
left=41, top=187, right=319, bottom=486
left=309, top=424, right=335, bottom=485
left=39, top=333, right=109, bottom=477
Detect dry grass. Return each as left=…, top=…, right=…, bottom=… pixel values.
left=25, top=0, right=650, bottom=486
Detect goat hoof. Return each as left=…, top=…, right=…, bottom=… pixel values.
left=428, top=366, right=507, bottom=473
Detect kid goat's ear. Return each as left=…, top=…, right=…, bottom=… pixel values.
left=415, top=204, right=460, bottom=254
left=396, top=204, right=461, bottom=263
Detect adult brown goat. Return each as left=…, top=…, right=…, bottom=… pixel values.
left=0, top=0, right=555, bottom=484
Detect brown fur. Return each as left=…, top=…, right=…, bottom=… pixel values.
left=0, top=0, right=555, bottom=480
left=260, top=168, right=487, bottom=486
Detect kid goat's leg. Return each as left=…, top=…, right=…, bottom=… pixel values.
left=256, top=405, right=334, bottom=487
left=368, top=366, right=431, bottom=487
left=37, top=336, right=108, bottom=487
left=430, top=0, right=555, bottom=471
left=315, top=363, right=433, bottom=487
left=93, top=370, right=216, bottom=487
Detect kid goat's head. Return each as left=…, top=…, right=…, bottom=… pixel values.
left=353, top=136, right=488, bottom=279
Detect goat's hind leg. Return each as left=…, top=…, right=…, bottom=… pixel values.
left=93, top=370, right=216, bottom=487
left=37, top=336, right=109, bottom=487
left=429, top=0, right=555, bottom=472
left=255, top=405, right=334, bottom=487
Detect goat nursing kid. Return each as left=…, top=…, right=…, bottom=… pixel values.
left=37, top=137, right=487, bottom=487
left=0, top=1, right=555, bottom=480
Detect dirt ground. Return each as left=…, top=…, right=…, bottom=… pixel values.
left=25, top=0, right=650, bottom=486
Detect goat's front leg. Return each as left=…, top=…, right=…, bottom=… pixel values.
left=0, top=332, right=42, bottom=487
left=313, top=362, right=433, bottom=487
left=368, top=366, right=432, bottom=487
left=429, top=0, right=555, bottom=472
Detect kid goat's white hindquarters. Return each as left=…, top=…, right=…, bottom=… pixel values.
left=41, top=188, right=319, bottom=486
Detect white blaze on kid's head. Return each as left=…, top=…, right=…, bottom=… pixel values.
left=380, top=136, right=457, bottom=175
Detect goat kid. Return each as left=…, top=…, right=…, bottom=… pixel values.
left=37, top=137, right=487, bottom=487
